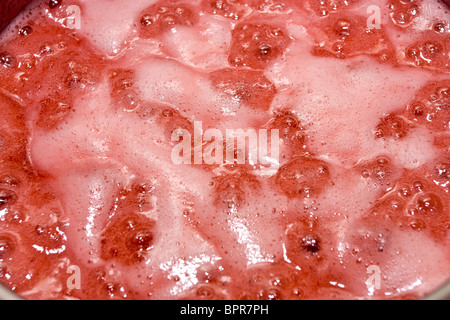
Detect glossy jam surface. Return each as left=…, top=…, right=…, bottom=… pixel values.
left=0, top=0, right=449, bottom=299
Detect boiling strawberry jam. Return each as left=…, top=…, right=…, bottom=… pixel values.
left=0, top=0, right=449, bottom=300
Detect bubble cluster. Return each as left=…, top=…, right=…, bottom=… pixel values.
left=368, top=170, right=448, bottom=241
left=202, top=0, right=246, bottom=20
left=311, top=13, right=394, bottom=60
left=0, top=234, right=15, bottom=259
left=374, top=114, right=410, bottom=139
left=36, top=95, right=72, bottom=130
left=209, top=68, right=277, bottom=110
left=100, top=185, right=157, bottom=265
left=228, top=22, right=290, bottom=69
left=406, top=80, right=450, bottom=132
left=48, top=0, right=63, bottom=9
left=0, top=188, right=17, bottom=209
left=213, top=169, right=259, bottom=208
left=139, top=3, right=198, bottom=38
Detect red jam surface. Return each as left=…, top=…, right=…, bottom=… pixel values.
left=0, top=0, right=449, bottom=299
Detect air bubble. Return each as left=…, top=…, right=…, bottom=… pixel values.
left=162, top=109, right=174, bottom=117
left=406, top=46, right=420, bottom=60
left=103, top=282, right=120, bottom=296
left=413, top=181, right=424, bottom=191
left=390, top=7, right=417, bottom=26
left=271, top=28, right=284, bottom=37
left=261, top=288, right=282, bottom=300
left=259, top=45, right=272, bottom=56
left=48, top=0, right=63, bottom=9
left=416, top=193, right=442, bottom=214
left=39, top=44, right=54, bottom=56
left=435, top=163, right=449, bottom=179
left=399, top=186, right=411, bottom=197
left=141, top=14, right=154, bottom=27
left=410, top=103, right=424, bottom=117
left=332, top=42, right=345, bottom=57
left=301, top=235, right=320, bottom=254
left=4, top=208, right=25, bottom=224
left=127, top=230, right=154, bottom=252
left=0, top=52, right=16, bottom=68
left=319, top=9, right=329, bottom=17
left=433, top=22, right=445, bottom=33
left=0, top=189, right=17, bottom=209
left=0, top=235, right=15, bottom=259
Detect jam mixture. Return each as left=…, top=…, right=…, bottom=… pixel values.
left=0, top=0, right=449, bottom=299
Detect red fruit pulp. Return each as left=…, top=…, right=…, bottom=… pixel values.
left=0, top=0, right=449, bottom=300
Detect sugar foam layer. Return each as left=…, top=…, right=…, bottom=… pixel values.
left=0, top=0, right=448, bottom=300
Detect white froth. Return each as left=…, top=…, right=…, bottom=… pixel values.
left=75, top=0, right=159, bottom=56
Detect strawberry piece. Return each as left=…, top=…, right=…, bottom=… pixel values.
left=139, top=2, right=198, bottom=38
left=230, top=260, right=344, bottom=300
left=135, top=103, right=194, bottom=147
left=209, top=68, right=277, bottom=110
left=228, top=22, right=291, bottom=69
